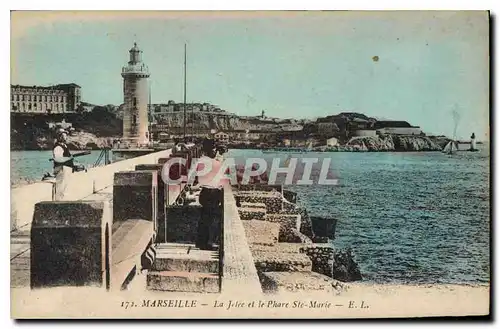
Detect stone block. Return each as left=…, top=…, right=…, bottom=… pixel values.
left=240, top=202, right=267, bottom=209
left=135, top=164, right=167, bottom=240
left=300, top=245, right=335, bottom=278
left=265, top=214, right=301, bottom=240
left=280, top=228, right=313, bottom=244
left=113, top=171, right=157, bottom=223
left=157, top=157, right=170, bottom=165
left=235, top=191, right=283, bottom=214
left=238, top=185, right=283, bottom=193
left=252, top=251, right=312, bottom=272
left=30, top=201, right=111, bottom=289
left=153, top=247, right=219, bottom=273
left=238, top=207, right=267, bottom=221
left=147, top=271, right=219, bottom=293
left=242, top=220, right=279, bottom=246
left=249, top=242, right=304, bottom=254
left=259, top=271, right=346, bottom=294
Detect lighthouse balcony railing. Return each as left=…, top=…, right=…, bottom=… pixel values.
left=122, top=65, right=150, bottom=74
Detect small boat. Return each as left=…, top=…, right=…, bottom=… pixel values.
left=442, top=140, right=459, bottom=154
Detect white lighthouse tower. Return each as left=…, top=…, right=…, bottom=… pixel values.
left=470, top=132, right=477, bottom=151
left=121, top=42, right=150, bottom=145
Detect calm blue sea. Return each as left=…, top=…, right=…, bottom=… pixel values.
left=226, top=148, right=490, bottom=285
left=11, top=147, right=490, bottom=284
left=10, top=150, right=104, bottom=183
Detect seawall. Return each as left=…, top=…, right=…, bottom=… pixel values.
left=10, top=149, right=173, bottom=231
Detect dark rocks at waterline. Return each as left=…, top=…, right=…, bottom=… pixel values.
left=310, top=216, right=337, bottom=240
left=331, top=248, right=363, bottom=282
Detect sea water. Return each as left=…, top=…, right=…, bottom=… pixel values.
left=226, top=148, right=490, bottom=284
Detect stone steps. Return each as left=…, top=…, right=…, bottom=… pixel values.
left=152, top=245, right=219, bottom=273
left=146, top=243, right=220, bottom=293
left=240, top=202, right=266, bottom=209
left=147, top=271, right=219, bottom=293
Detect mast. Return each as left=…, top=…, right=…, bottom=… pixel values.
left=183, top=43, right=187, bottom=140
left=148, top=83, right=152, bottom=143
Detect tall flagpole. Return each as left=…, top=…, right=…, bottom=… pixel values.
left=148, top=83, right=152, bottom=143
left=183, top=43, right=187, bottom=139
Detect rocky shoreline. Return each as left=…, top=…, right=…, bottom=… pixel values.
left=234, top=184, right=362, bottom=294
left=11, top=131, right=115, bottom=151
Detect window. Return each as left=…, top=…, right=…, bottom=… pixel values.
left=132, top=115, right=137, bottom=126
left=133, top=97, right=137, bottom=107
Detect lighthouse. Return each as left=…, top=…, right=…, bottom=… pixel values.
left=470, top=132, right=477, bottom=151
left=121, top=42, right=150, bottom=145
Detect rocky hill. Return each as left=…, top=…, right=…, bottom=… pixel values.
left=347, top=135, right=445, bottom=152
left=154, top=112, right=297, bottom=132
left=11, top=106, right=449, bottom=151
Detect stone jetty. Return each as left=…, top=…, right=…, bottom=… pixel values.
left=10, top=144, right=361, bottom=296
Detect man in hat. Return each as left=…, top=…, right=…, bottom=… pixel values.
left=53, top=128, right=74, bottom=174
left=52, top=129, right=74, bottom=201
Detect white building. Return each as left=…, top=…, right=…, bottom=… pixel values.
left=353, top=129, right=377, bottom=137
left=374, top=121, right=422, bottom=136
left=326, top=137, right=339, bottom=147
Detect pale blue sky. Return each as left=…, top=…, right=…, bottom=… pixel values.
left=11, top=11, right=489, bottom=140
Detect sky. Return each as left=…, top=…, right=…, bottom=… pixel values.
left=11, top=11, right=489, bottom=140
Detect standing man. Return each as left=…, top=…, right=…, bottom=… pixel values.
left=52, top=129, right=74, bottom=201
left=194, top=138, right=225, bottom=250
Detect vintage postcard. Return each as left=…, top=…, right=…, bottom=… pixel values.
left=10, top=10, right=490, bottom=319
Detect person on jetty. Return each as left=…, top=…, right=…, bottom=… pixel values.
left=52, top=129, right=75, bottom=201
left=193, top=138, right=225, bottom=250
left=53, top=129, right=74, bottom=173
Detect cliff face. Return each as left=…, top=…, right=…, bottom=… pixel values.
left=348, top=135, right=443, bottom=151
left=156, top=112, right=284, bottom=131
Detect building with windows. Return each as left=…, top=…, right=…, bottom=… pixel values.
left=374, top=121, right=422, bottom=135
left=10, top=83, right=81, bottom=114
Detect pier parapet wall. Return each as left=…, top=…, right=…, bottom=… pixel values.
left=11, top=149, right=173, bottom=231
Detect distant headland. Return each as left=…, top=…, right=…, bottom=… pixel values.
left=11, top=100, right=456, bottom=152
